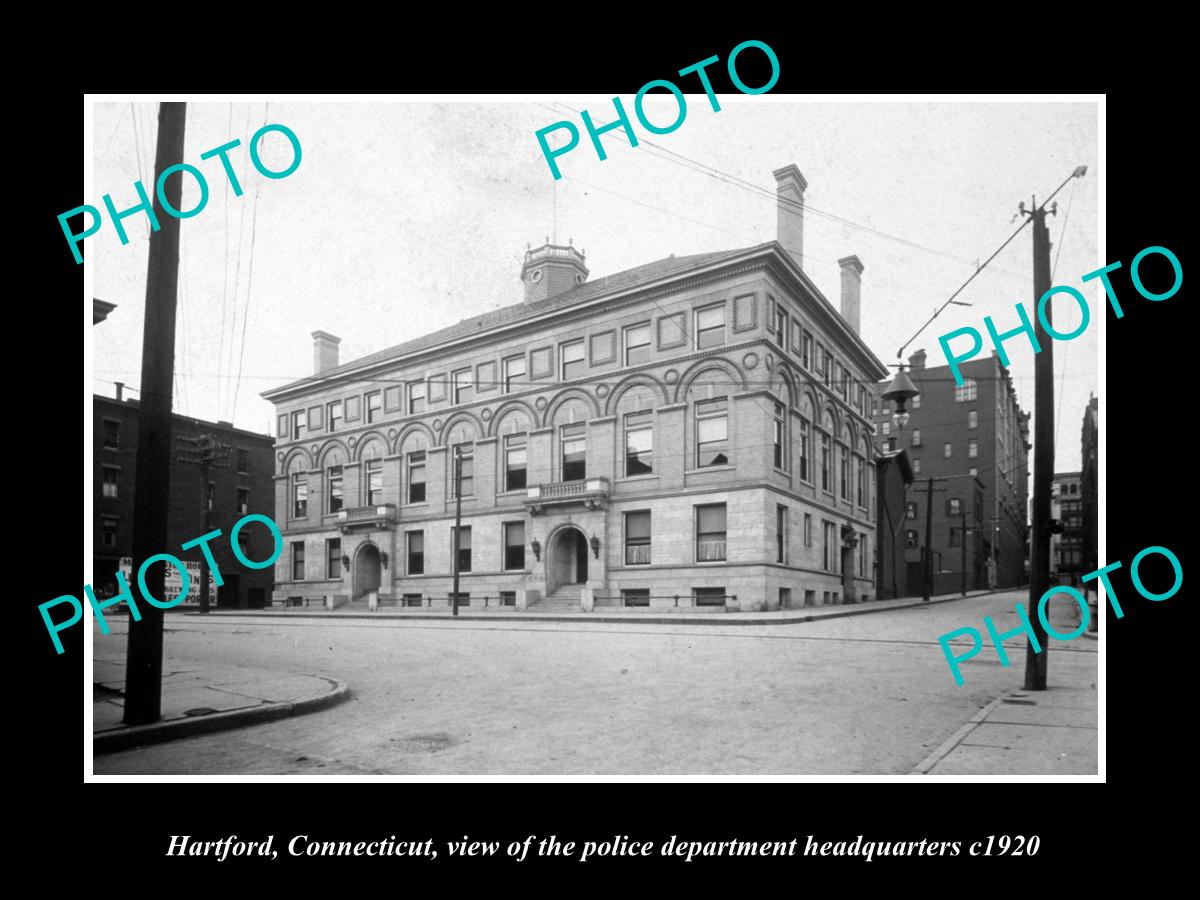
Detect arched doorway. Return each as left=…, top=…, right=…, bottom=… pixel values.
left=548, top=526, right=588, bottom=591
left=354, top=543, right=382, bottom=600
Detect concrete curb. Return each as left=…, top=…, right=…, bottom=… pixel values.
left=910, top=691, right=1012, bottom=775
left=93, top=676, right=350, bottom=755
left=190, top=588, right=1012, bottom=629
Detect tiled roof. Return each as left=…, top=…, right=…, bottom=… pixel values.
left=273, top=247, right=755, bottom=392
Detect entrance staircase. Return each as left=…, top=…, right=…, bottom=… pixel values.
left=532, top=584, right=583, bottom=611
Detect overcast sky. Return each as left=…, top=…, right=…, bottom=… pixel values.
left=90, top=97, right=1098, bottom=470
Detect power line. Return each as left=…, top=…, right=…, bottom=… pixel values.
left=217, top=102, right=233, bottom=424
left=231, top=102, right=269, bottom=423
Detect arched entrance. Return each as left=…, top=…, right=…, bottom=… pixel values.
left=548, top=526, right=589, bottom=592
left=354, top=543, right=382, bottom=600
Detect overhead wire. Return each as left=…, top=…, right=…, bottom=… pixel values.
left=231, top=101, right=269, bottom=423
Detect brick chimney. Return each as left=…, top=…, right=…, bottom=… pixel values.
left=837, top=255, right=863, bottom=335
left=312, top=331, right=341, bottom=374
left=773, top=164, right=807, bottom=270
left=909, top=349, right=927, bottom=370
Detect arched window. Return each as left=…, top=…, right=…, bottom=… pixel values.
left=400, top=431, right=430, bottom=505
left=686, top=369, right=732, bottom=468
left=798, top=395, right=814, bottom=483
left=552, top=397, right=590, bottom=482
left=359, top=440, right=385, bottom=507
left=839, top=424, right=852, bottom=501
left=819, top=410, right=835, bottom=493
left=446, top=421, right=478, bottom=498
left=495, top=408, right=533, bottom=493
left=615, top=385, right=656, bottom=478
left=323, top=446, right=348, bottom=514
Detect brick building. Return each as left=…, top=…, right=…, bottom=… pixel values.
left=261, top=165, right=890, bottom=612
left=874, top=447, right=915, bottom=599
left=1051, top=471, right=1085, bottom=584
left=876, top=350, right=1030, bottom=592
left=93, top=389, right=276, bottom=608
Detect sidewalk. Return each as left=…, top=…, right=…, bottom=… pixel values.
left=912, top=596, right=1098, bottom=776
left=93, top=657, right=350, bottom=755
left=190, top=587, right=1010, bottom=627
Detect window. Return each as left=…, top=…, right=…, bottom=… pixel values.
left=968, top=438, right=978, bottom=459
left=452, top=368, right=473, bottom=405
left=504, top=521, right=526, bottom=570
left=696, top=504, right=727, bottom=562
left=236, top=488, right=249, bottom=515
left=776, top=505, right=787, bottom=564
left=292, top=472, right=308, bottom=518
left=365, top=391, right=382, bottom=423
left=773, top=402, right=787, bottom=471
left=695, top=398, right=729, bottom=467
left=327, top=465, right=344, bottom=513
left=102, top=420, right=120, bottom=449
left=408, top=382, right=426, bottom=415
left=625, top=511, right=651, bottom=565
left=695, top=304, right=726, bottom=348
left=822, top=521, right=837, bottom=572
left=944, top=442, right=953, bottom=458
left=948, top=498, right=963, bottom=516
left=623, top=589, right=650, bottom=607
left=291, top=410, right=306, bottom=440
left=839, top=444, right=850, bottom=501
left=858, top=532, right=868, bottom=577
left=500, top=591, right=516, bottom=607
left=949, top=527, right=962, bottom=548
left=773, top=304, right=786, bottom=339
left=912, top=429, right=922, bottom=447
left=101, top=517, right=118, bottom=548
left=407, top=451, right=426, bottom=503
left=968, top=409, right=978, bottom=429
left=820, top=431, right=831, bottom=492
left=292, top=541, right=305, bottom=580
left=451, top=443, right=474, bottom=497
left=802, top=333, right=813, bottom=369
left=365, top=459, right=383, bottom=506
left=955, top=378, right=978, bottom=402
left=102, top=466, right=120, bottom=498
left=804, top=513, right=813, bottom=548
left=397, top=531, right=424, bottom=578
left=207, top=482, right=215, bottom=512
left=906, top=530, right=918, bottom=549
left=327, top=400, right=343, bottom=433
left=503, top=355, right=525, bottom=393
left=694, top=587, right=726, bottom=607
left=560, top=340, right=585, bottom=380
left=821, top=349, right=831, bottom=385
left=804, top=589, right=816, bottom=607
left=905, top=501, right=918, bottom=520
left=624, top=411, right=653, bottom=476
left=856, top=455, right=866, bottom=507
left=624, top=323, right=652, bottom=366
left=913, top=458, right=922, bottom=474
left=913, top=394, right=922, bottom=409
left=326, top=538, right=341, bottom=579
left=881, top=421, right=891, bottom=436
left=968, top=466, right=978, bottom=477
left=561, top=424, right=586, bottom=481
left=799, top=418, right=810, bottom=482
left=451, top=525, right=472, bottom=573
left=504, top=433, right=527, bottom=491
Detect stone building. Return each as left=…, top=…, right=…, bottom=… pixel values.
left=877, top=350, right=1030, bottom=591
left=262, top=165, right=889, bottom=612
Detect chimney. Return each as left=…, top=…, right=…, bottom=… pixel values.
left=909, top=349, right=927, bottom=371
left=773, top=164, right=807, bottom=269
left=837, top=255, right=864, bottom=335
left=114, top=381, right=125, bottom=402
left=312, top=331, right=341, bottom=374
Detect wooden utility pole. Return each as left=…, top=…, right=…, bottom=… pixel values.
left=960, top=509, right=969, bottom=597
left=451, top=445, right=462, bottom=617
left=124, top=102, right=186, bottom=725
left=1023, top=197, right=1055, bottom=690
left=922, top=476, right=934, bottom=602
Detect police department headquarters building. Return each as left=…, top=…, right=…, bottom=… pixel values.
left=261, top=164, right=889, bottom=612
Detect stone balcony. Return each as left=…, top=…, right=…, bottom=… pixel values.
left=524, top=477, right=609, bottom=515
left=336, top=503, right=398, bottom=531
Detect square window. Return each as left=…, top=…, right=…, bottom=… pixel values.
left=624, top=323, right=652, bottom=366
left=101, top=517, right=118, bottom=548
left=408, top=382, right=426, bottom=415
left=503, top=355, right=526, bottom=394
left=622, top=589, right=650, bottom=607
left=693, top=587, right=726, bottom=607
left=365, top=391, right=383, bottom=423
left=696, top=503, right=727, bottom=562
left=327, top=401, right=343, bottom=433
left=695, top=304, right=726, bottom=349
left=101, top=466, right=120, bottom=498
left=236, top=448, right=249, bottom=473
left=560, top=340, right=585, bottom=380
left=102, top=420, right=120, bottom=449
left=452, top=368, right=474, bottom=405
left=625, top=510, right=651, bottom=565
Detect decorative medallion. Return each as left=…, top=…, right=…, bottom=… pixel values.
left=596, top=384, right=610, bottom=398
left=388, top=428, right=397, bottom=440
left=743, top=353, right=759, bottom=370
left=276, top=451, right=284, bottom=461
left=348, top=437, right=357, bottom=448
left=481, top=408, right=493, bottom=421
left=535, top=397, right=548, bottom=410
left=664, top=369, right=679, bottom=385
left=432, top=418, right=443, bottom=431
left=765, top=352, right=775, bottom=369
left=311, top=444, right=319, bottom=455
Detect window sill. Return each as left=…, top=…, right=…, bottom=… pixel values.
left=405, top=502, right=429, bottom=510
left=686, top=465, right=735, bottom=475
left=616, top=474, right=658, bottom=484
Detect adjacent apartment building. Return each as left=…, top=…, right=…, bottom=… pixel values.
left=93, top=387, right=277, bottom=608
left=876, top=350, right=1030, bottom=592
left=261, top=165, right=890, bottom=612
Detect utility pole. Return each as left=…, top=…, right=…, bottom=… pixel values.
left=124, top=102, right=187, bottom=725
left=1023, top=195, right=1055, bottom=691
left=451, top=445, right=462, bottom=617
left=922, top=476, right=934, bottom=602
left=960, top=509, right=968, bottom=597
left=176, top=434, right=231, bottom=614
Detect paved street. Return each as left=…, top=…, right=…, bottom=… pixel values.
left=92, top=589, right=1097, bottom=775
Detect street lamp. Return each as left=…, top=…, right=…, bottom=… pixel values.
left=882, top=367, right=920, bottom=432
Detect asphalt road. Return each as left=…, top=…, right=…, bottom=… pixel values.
left=92, top=589, right=1098, bottom=775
